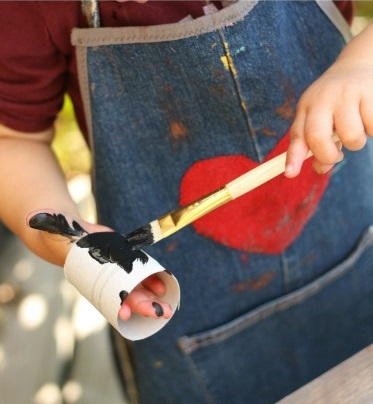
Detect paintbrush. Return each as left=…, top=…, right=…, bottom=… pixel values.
left=125, top=138, right=340, bottom=248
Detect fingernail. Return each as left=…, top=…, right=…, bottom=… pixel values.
left=119, top=290, right=128, bottom=305
left=152, top=302, right=164, bottom=317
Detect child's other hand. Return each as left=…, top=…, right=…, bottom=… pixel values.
left=27, top=211, right=172, bottom=321
left=285, top=60, right=373, bottom=177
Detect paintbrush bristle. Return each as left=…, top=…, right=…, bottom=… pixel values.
left=123, top=220, right=163, bottom=249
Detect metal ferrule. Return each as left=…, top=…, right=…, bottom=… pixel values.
left=157, top=188, right=232, bottom=239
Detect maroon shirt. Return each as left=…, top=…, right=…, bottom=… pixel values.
left=0, top=1, right=353, bottom=140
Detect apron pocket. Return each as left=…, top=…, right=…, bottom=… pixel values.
left=177, top=225, right=373, bottom=403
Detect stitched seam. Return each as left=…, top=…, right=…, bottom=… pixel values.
left=75, top=46, right=98, bottom=200
left=183, top=352, right=217, bottom=404
left=179, top=226, right=373, bottom=354
left=281, top=252, right=291, bottom=294
left=315, top=0, right=352, bottom=43
left=217, top=30, right=263, bottom=162
left=72, top=2, right=258, bottom=46
left=76, top=47, right=93, bottom=147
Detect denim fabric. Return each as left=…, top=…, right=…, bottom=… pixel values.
left=80, top=1, right=373, bottom=403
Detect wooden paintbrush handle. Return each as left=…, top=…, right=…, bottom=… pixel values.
left=146, top=136, right=341, bottom=244
left=226, top=152, right=289, bottom=199
left=226, top=134, right=340, bottom=199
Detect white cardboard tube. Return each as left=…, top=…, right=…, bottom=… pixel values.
left=64, top=239, right=180, bottom=340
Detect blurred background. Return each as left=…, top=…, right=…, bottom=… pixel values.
left=0, top=3, right=373, bottom=404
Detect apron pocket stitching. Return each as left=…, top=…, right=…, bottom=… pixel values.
left=72, top=1, right=259, bottom=47
left=182, top=354, right=217, bottom=404
left=178, top=225, right=373, bottom=354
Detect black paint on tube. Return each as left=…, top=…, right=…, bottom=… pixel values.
left=30, top=213, right=150, bottom=273
left=29, top=212, right=87, bottom=238
left=77, top=231, right=149, bottom=273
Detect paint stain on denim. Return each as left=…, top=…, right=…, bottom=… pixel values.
left=220, top=40, right=249, bottom=115
left=262, top=128, right=277, bottom=137
left=208, top=84, right=228, bottom=98
left=220, top=41, right=238, bottom=78
left=231, top=271, right=275, bottom=292
left=232, top=46, right=246, bottom=56
left=240, top=253, right=250, bottom=263
left=276, top=95, right=295, bottom=120
left=166, top=241, right=178, bottom=253
left=170, top=121, right=188, bottom=141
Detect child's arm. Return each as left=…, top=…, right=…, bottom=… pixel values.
left=0, top=125, right=171, bottom=320
left=286, top=22, right=373, bottom=177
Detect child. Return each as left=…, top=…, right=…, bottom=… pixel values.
left=0, top=1, right=372, bottom=403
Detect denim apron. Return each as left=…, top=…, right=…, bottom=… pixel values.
left=72, top=2, right=373, bottom=403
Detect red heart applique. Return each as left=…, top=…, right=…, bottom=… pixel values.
left=179, top=133, right=330, bottom=254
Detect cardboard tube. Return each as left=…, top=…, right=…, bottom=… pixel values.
left=64, top=239, right=180, bottom=340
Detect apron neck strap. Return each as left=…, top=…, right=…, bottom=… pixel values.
left=82, top=0, right=101, bottom=28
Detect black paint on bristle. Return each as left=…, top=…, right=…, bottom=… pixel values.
left=152, top=302, right=164, bottom=317
left=77, top=232, right=149, bottom=273
left=124, top=224, right=154, bottom=250
left=29, top=213, right=87, bottom=239
left=119, top=290, right=129, bottom=305
left=164, top=270, right=173, bottom=276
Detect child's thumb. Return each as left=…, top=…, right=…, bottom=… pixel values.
left=26, top=210, right=113, bottom=266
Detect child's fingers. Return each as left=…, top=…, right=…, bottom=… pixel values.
left=312, top=139, right=343, bottom=175
left=285, top=112, right=308, bottom=178
left=141, top=274, right=166, bottom=297
left=118, top=302, right=132, bottom=321
left=312, top=160, right=336, bottom=175
left=304, top=108, right=342, bottom=166
left=120, top=284, right=172, bottom=320
left=360, top=96, right=373, bottom=137
left=131, top=300, right=172, bottom=319
left=334, top=99, right=367, bottom=151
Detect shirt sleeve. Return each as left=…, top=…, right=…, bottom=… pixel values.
left=0, top=2, right=67, bottom=133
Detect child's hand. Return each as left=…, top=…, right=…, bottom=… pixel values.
left=118, top=274, right=172, bottom=321
left=286, top=24, right=373, bottom=177
left=27, top=211, right=172, bottom=321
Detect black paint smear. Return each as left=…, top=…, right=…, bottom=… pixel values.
left=119, top=290, right=128, bottom=305
left=152, top=302, right=164, bottom=317
left=29, top=213, right=87, bottom=239
left=164, top=270, right=173, bottom=276
left=124, top=224, right=154, bottom=250
left=77, top=232, right=149, bottom=274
